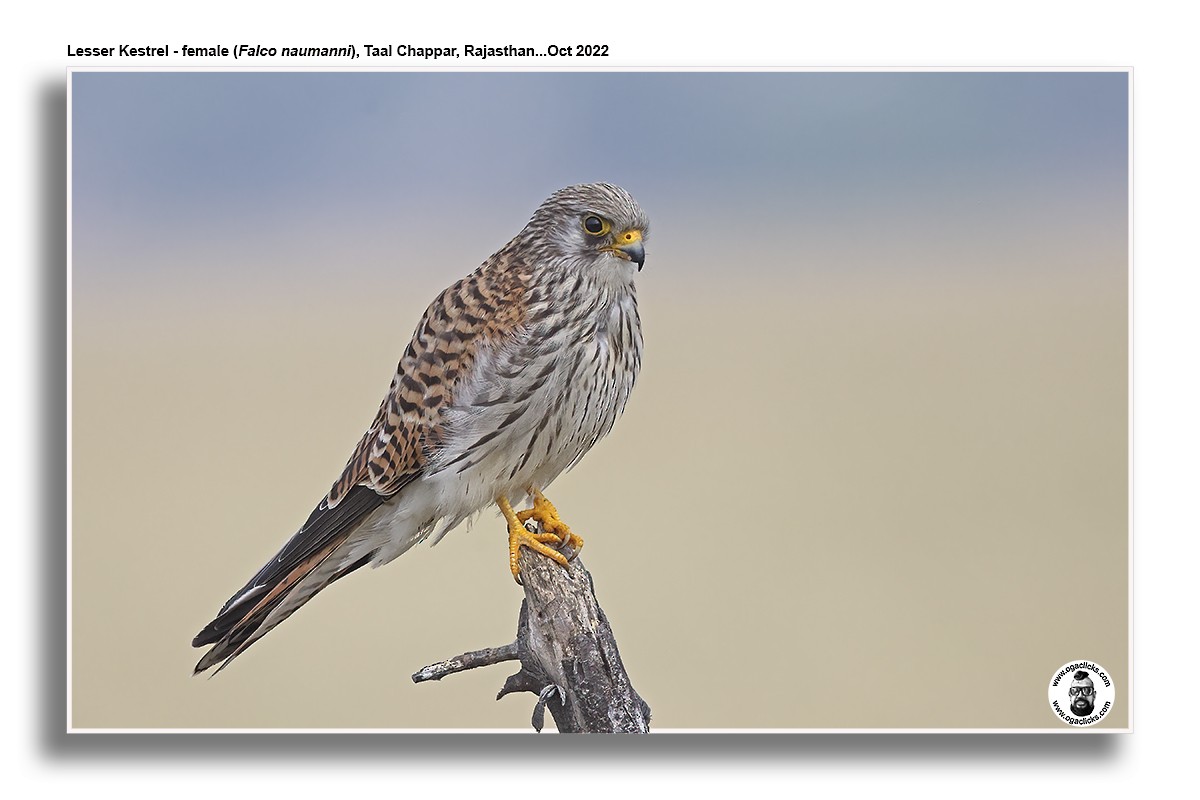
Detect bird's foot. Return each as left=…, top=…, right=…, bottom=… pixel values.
left=518, top=490, right=585, bottom=555
left=498, top=495, right=570, bottom=584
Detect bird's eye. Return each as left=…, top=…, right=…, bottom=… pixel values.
left=583, top=215, right=609, bottom=236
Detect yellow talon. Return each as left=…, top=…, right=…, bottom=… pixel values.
left=498, top=495, right=571, bottom=583
left=518, top=490, right=585, bottom=553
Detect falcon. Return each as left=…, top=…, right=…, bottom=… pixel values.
left=192, top=183, right=648, bottom=675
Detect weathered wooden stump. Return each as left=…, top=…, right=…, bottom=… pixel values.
left=412, top=540, right=650, bottom=733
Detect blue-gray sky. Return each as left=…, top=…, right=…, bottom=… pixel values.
left=72, top=71, right=1127, bottom=299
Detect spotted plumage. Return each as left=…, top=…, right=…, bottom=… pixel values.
left=193, top=183, right=648, bottom=674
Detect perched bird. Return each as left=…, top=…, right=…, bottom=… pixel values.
left=192, top=183, right=648, bottom=675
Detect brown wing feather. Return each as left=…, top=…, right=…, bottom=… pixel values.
left=325, top=252, right=530, bottom=506
left=193, top=250, right=530, bottom=674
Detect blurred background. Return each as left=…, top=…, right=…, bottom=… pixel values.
left=70, top=71, right=1128, bottom=729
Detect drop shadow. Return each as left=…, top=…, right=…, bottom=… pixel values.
left=44, top=73, right=1124, bottom=767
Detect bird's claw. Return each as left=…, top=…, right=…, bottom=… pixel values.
left=499, top=492, right=583, bottom=584
left=531, top=683, right=567, bottom=733
left=518, top=491, right=585, bottom=556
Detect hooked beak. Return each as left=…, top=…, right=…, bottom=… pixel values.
left=606, top=229, right=646, bottom=271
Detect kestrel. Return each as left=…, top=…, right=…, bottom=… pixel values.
left=192, top=183, right=648, bottom=675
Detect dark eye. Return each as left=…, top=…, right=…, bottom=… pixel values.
left=583, top=215, right=606, bottom=235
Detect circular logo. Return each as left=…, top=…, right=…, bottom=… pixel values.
left=1047, top=660, right=1114, bottom=726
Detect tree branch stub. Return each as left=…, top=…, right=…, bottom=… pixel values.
left=412, top=535, right=649, bottom=733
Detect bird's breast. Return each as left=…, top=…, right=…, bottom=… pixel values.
left=431, top=286, right=642, bottom=502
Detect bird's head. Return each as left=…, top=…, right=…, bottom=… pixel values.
left=524, top=183, right=649, bottom=276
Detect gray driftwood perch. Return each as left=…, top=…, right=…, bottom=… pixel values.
left=412, top=539, right=651, bottom=733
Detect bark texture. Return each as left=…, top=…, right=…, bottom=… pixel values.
left=413, top=545, right=650, bottom=733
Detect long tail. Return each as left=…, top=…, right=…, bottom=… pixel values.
left=192, top=486, right=386, bottom=675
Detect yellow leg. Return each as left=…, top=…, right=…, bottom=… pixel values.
left=516, top=490, right=585, bottom=554
left=498, top=495, right=570, bottom=583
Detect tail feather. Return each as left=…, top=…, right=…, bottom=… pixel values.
left=192, top=485, right=386, bottom=674
left=193, top=539, right=366, bottom=675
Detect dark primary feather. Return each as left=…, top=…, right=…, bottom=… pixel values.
left=191, top=485, right=387, bottom=673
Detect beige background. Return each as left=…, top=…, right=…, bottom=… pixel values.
left=70, top=71, right=1128, bottom=730
left=71, top=257, right=1127, bottom=729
